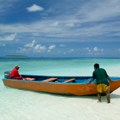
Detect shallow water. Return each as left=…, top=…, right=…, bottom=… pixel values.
left=1, top=58, right=120, bottom=76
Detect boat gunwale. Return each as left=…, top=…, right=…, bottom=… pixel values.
left=2, top=76, right=120, bottom=85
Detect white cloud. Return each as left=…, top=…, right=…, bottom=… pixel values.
left=34, top=44, right=46, bottom=52
left=48, top=44, right=56, bottom=50
left=48, top=44, right=56, bottom=52
left=0, top=16, right=119, bottom=41
left=0, top=33, right=16, bottom=41
left=25, top=39, right=36, bottom=47
left=27, top=4, right=44, bottom=12
left=93, top=47, right=98, bottom=52
left=60, top=48, right=75, bottom=55
left=78, top=0, right=120, bottom=22
left=19, top=39, right=56, bottom=54
left=85, top=47, right=104, bottom=55
left=0, top=0, right=120, bottom=41
left=23, top=39, right=46, bottom=52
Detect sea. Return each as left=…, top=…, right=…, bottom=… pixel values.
left=0, top=57, right=120, bottom=120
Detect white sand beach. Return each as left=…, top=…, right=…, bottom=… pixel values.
left=0, top=82, right=120, bottom=120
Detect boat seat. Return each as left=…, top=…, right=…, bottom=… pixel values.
left=43, top=78, right=57, bottom=82
left=64, top=78, right=76, bottom=83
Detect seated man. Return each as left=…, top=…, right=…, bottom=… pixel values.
left=10, top=65, right=35, bottom=80
left=10, top=65, right=23, bottom=79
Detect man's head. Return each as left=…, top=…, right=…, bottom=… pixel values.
left=94, top=63, right=99, bottom=69
left=15, top=65, right=20, bottom=69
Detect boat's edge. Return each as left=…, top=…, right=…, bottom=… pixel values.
left=2, top=78, right=120, bottom=96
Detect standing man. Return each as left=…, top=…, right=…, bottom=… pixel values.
left=88, top=63, right=112, bottom=103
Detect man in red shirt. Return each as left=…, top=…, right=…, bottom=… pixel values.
left=10, top=65, right=23, bottom=79
left=10, top=65, right=35, bottom=80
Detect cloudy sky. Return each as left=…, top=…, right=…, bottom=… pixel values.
left=0, top=0, right=120, bottom=57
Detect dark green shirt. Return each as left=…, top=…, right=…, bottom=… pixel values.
left=92, top=68, right=109, bottom=86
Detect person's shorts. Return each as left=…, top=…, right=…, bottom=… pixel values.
left=97, top=84, right=110, bottom=93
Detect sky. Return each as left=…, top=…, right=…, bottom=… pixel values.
left=0, top=0, right=120, bottom=57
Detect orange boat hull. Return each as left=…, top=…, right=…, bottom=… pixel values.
left=3, top=80, right=120, bottom=95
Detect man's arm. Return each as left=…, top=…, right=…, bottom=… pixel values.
left=107, top=75, right=112, bottom=82
left=88, top=78, right=94, bottom=84
left=105, top=70, right=112, bottom=82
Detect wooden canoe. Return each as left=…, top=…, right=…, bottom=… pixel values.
left=2, top=72, right=120, bottom=96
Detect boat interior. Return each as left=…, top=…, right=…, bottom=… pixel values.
left=4, top=71, right=120, bottom=84
left=21, top=74, right=92, bottom=83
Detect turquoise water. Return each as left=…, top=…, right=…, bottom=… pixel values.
left=0, top=58, right=120, bottom=76
left=1, top=57, right=120, bottom=85
left=0, top=58, right=120, bottom=120
left=0, top=57, right=119, bottom=75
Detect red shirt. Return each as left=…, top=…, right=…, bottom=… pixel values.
left=10, top=68, right=23, bottom=79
